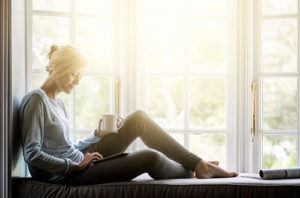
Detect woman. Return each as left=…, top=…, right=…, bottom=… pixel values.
left=20, top=44, right=238, bottom=186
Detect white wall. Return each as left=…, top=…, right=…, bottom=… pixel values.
left=11, top=0, right=26, bottom=177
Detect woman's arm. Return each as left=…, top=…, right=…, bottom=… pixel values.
left=21, top=94, right=78, bottom=175
left=73, top=131, right=102, bottom=151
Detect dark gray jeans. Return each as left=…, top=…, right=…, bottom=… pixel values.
left=58, top=110, right=201, bottom=185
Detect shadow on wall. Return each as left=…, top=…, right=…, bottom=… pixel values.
left=11, top=0, right=27, bottom=177
left=11, top=96, right=26, bottom=177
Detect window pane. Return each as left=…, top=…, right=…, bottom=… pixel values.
left=190, top=134, right=226, bottom=167
left=189, top=77, right=226, bottom=129
left=75, top=0, right=114, bottom=17
left=75, top=17, right=114, bottom=72
left=262, top=0, right=297, bottom=15
left=189, top=0, right=228, bottom=17
left=147, top=77, right=184, bottom=128
left=262, top=77, right=297, bottom=130
left=169, top=133, right=184, bottom=146
left=263, top=135, right=297, bottom=169
left=31, top=72, right=47, bottom=89
left=75, top=75, right=111, bottom=129
left=187, top=20, right=228, bottom=74
left=261, top=19, right=297, bottom=73
left=32, top=15, right=69, bottom=71
left=140, top=0, right=184, bottom=74
left=142, top=26, right=185, bottom=74
left=32, top=0, right=69, bottom=12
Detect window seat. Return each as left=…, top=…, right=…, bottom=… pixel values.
left=12, top=173, right=300, bottom=198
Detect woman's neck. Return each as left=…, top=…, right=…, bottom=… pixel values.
left=41, top=78, right=61, bottom=100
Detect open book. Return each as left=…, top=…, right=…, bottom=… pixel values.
left=259, top=168, right=300, bottom=179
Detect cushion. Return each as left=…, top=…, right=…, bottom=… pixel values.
left=12, top=173, right=300, bottom=198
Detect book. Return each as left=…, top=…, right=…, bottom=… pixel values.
left=259, top=168, right=300, bottom=179
left=92, top=152, right=129, bottom=164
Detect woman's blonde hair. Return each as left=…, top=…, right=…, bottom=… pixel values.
left=46, top=44, right=90, bottom=78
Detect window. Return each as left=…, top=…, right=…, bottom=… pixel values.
left=28, top=0, right=300, bottom=173
left=253, top=0, right=299, bottom=170
left=135, top=0, right=238, bottom=169
left=28, top=0, right=119, bottom=141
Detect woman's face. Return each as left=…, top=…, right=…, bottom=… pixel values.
left=54, top=69, right=83, bottom=94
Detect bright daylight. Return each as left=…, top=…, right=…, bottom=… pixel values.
left=1, top=0, right=300, bottom=197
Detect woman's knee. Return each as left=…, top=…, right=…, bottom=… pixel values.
left=138, top=149, right=162, bottom=165
left=123, top=110, right=148, bottom=127
left=129, top=110, right=147, bottom=120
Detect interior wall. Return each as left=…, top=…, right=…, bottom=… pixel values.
left=11, top=0, right=26, bottom=177
left=1, top=0, right=11, bottom=196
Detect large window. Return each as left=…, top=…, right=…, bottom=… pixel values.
left=28, top=0, right=119, bottom=141
left=135, top=0, right=238, bottom=169
left=28, top=0, right=300, bottom=173
left=253, top=0, right=299, bottom=170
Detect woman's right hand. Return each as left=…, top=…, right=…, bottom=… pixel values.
left=74, top=152, right=103, bottom=172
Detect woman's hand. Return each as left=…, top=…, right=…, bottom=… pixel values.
left=94, top=116, right=124, bottom=138
left=116, top=116, right=124, bottom=128
left=74, top=152, right=103, bottom=172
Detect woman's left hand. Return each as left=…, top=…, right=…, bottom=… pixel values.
left=116, top=116, right=124, bottom=128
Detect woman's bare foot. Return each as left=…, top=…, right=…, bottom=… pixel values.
left=194, top=160, right=238, bottom=179
left=191, top=161, right=220, bottom=178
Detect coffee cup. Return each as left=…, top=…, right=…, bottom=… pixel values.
left=98, top=114, right=122, bottom=133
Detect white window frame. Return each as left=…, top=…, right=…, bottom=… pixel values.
left=252, top=0, right=300, bottom=173
left=24, top=0, right=262, bottom=173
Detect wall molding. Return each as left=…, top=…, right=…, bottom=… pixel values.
left=0, top=0, right=11, bottom=197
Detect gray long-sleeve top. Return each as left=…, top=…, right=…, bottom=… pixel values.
left=19, top=88, right=102, bottom=182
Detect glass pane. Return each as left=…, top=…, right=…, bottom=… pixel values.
left=147, top=77, right=184, bottom=128
left=75, top=17, right=114, bottom=72
left=140, top=0, right=184, bottom=74
left=263, top=135, right=297, bottom=169
left=32, top=15, right=69, bottom=71
left=32, top=0, right=69, bottom=11
left=75, top=75, right=111, bottom=129
left=169, top=133, right=184, bottom=146
left=75, top=0, right=114, bottom=17
left=262, top=77, right=297, bottom=129
left=142, top=26, right=185, bottom=74
left=31, top=72, right=47, bottom=89
left=189, top=77, right=226, bottom=129
left=189, top=0, right=228, bottom=17
left=141, top=0, right=183, bottom=21
left=190, top=134, right=226, bottom=167
left=261, top=19, right=297, bottom=73
left=187, top=20, right=228, bottom=74
left=262, top=0, right=297, bottom=15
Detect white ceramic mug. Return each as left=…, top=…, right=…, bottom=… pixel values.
left=98, top=114, right=120, bottom=133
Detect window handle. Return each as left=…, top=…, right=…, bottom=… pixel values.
left=251, top=80, right=258, bottom=142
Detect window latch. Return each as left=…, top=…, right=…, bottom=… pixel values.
left=251, top=80, right=257, bottom=142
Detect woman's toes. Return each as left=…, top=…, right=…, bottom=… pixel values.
left=195, top=160, right=238, bottom=179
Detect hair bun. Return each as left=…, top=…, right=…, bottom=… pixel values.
left=48, top=44, right=58, bottom=59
